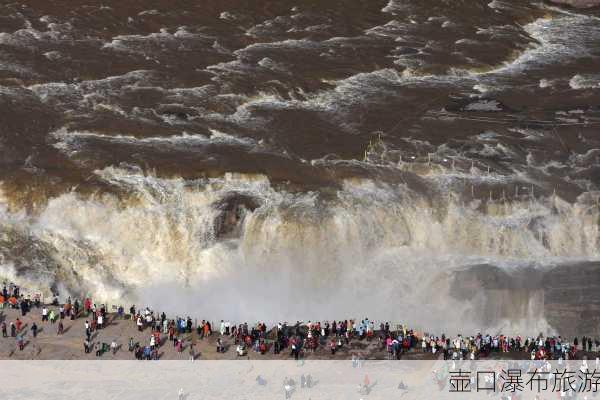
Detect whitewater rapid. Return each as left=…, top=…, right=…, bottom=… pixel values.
left=1, top=0, right=600, bottom=335
left=1, top=164, right=598, bottom=334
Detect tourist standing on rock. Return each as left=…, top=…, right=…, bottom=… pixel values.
left=198, top=320, right=205, bottom=338
left=189, top=343, right=195, bottom=361
left=83, top=298, right=91, bottom=316
left=85, top=320, right=90, bottom=336
left=204, top=321, right=211, bottom=337
left=20, top=299, right=28, bottom=316
left=216, top=338, right=224, bottom=353
left=73, top=299, right=80, bottom=317
left=10, top=322, right=16, bottom=337
left=16, top=334, right=24, bottom=351
left=153, top=331, right=160, bottom=348
left=41, top=306, right=48, bottom=322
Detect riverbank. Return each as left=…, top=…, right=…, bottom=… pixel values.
left=0, top=306, right=598, bottom=361
left=0, top=306, right=433, bottom=360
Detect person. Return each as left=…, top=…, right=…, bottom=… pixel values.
left=84, top=339, right=91, bottom=353
left=10, top=322, right=16, bottom=337
left=85, top=320, right=91, bottom=339
left=31, top=322, right=38, bottom=338
left=291, top=341, right=299, bottom=360
left=20, top=299, right=27, bottom=316
left=216, top=338, right=225, bottom=353
left=57, top=321, right=64, bottom=335
left=97, top=313, right=103, bottom=330
left=16, top=334, right=24, bottom=351
left=128, top=337, right=135, bottom=352
left=189, top=343, right=195, bottom=361
left=1, top=322, right=6, bottom=337
left=143, top=345, right=151, bottom=360
left=73, top=299, right=80, bottom=316
left=111, top=340, right=118, bottom=355
left=41, top=307, right=48, bottom=322
left=95, top=342, right=102, bottom=357
left=84, top=298, right=92, bottom=316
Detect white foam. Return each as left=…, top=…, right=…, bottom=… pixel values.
left=50, top=127, right=256, bottom=152
left=464, top=100, right=502, bottom=111
left=484, top=14, right=600, bottom=76
left=0, top=167, right=598, bottom=330
left=569, top=74, right=600, bottom=89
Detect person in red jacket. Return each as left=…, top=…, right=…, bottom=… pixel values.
left=84, top=298, right=92, bottom=315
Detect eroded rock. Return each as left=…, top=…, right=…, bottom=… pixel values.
left=451, top=262, right=600, bottom=337
left=549, top=0, right=600, bottom=8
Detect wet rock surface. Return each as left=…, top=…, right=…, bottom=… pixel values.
left=451, top=262, right=600, bottom=337
left=549, top=0, right=600, bottom=8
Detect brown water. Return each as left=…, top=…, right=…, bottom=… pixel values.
left=0, top=0, right=599, bottom=333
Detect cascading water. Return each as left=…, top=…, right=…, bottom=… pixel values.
left=0, top=0, right=600, bottom=335
left=1, top=163, right=598, bottom=334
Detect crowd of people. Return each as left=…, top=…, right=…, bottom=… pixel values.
left=1, top=283, right=599, bottom=362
